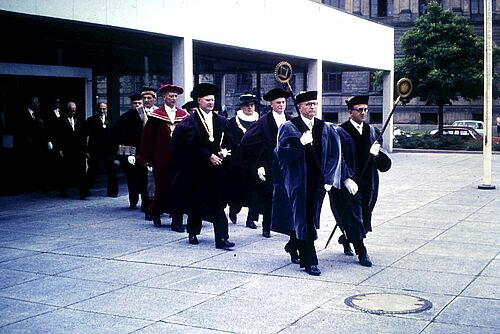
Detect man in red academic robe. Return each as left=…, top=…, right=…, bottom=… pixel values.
left=138, top=84, right=189, bottom=231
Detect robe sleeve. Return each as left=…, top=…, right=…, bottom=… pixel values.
left=275, top=122, right=303, bottom=165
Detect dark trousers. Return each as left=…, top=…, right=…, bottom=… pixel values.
left=187, top=208, right=229, bottom=242
left=120, top=159, right=147, bottom=207
left=229, top=204, right=259, bottom=222
left=297, top=239, right=318, bottom=268
left=58, top=154, right=87, bottom=197
left=86, top=154, right=118, bottom=196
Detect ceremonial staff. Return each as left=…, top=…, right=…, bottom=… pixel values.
left=324, top=77, right=413, bottom=249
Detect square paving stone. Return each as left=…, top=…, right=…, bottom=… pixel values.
left=133, top=321, right=228, bottom=333
left=360, top=267, right=474, bottom=295
left=392, top=253, right=491, bottom=275
left=166, top=295, right=314, bottom=334
left=118, top=244, right=221, bottom=266
left=0, top=275, right=123, bottom=306
left=192, top=250, right=291, bottom=274
left=59, top=259, right=175, bottom=284
left=0, top=297, right=57, bottom=327
left=0, top=247, right=38, bottom=263
left=481, top=260, right=500, bottom=277
left=138, top=267, right=258, bottom=295
left=53, top=239, right=155, bottom=259
left=0, top=307, right=152, bottom=334
left=225, top=275, right=349, bottom=307
left=421, top=322, right=498, bottom=334
left=0, top=268, right=45, bottom=289
left=0, top=252, right=101, bottom=275
left=279, top=308, right=428, bottom=334
left=461, top=276, right=500, bottom=299
left=70, top=285, right=213, bottom=321
left=435, top=297, right=500, bottom=329
left=0, top=234, right=86, bottom=252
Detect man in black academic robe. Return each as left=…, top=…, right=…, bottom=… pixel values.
left=328, top=95, right=391, bottom=267
left=172, top=83, right=235, bottom=250
left=272, top=91, right=342, bottom=276
left=240, top=88, right=292, bottom=238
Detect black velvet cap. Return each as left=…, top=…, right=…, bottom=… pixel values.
left=295, top=91, right=317, bottom=104
left=239, top=93, right=258, bottom=106
left=129, top=94, right=142, bottom=101
left=345, top=95, right=369, bottom=109
left=190, top=83, right=219, bottom=99
left=263, top=88, right=291, bottom=102
left=182, top=100, right=198, bottom=110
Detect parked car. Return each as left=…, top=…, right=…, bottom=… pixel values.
left=451, top=120, right=485, bottom=135
left=431, top=126, right=500, bottom=144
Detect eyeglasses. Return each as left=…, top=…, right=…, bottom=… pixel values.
left=305, top=102, right=318, bottom=107
left=351, top=107, right=369, bottom=113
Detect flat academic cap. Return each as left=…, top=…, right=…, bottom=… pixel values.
left=190, top=83, right=219, bottom=99
left=345, top=95, right=369, bottom=109
left=182, top=100, right=198, bottom=110
left=129, top=93, right=142, bottom=102
left=158, top=84, right=184, bottom=95
left=239, top=93, right=258, bottom=106
left=141, top=87, right=157, bottom=98
left=263, top=88, right=291, bottom=102
left=295, top=91, right=317, bottom=104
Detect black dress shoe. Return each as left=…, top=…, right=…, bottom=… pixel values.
left=59, top=190, right=68, bottom=198
left=245, top=220, right=257, bottom=229
left=284, top=244, right=300, bottom=264
left=305, top=265, right=321, bottom=276
left=358, top=253, right=372, bottom=267
left=188, top=235, right=199, bottom=245
left=129, top=203, right=137, bottom=210
left=153, top=215, right=161, bottom=227
left=106, top=192, right=119, bottom=198
left=171, top=224, right=185, bottom=233
left=145, top=213, right=154, bottom=221
left=342, top=243, right=354, bottom=256
left=229, top=213, right=237, bottom=224
left=215, top=239, right=235, bottom=249
left=262, top=231, right=271, bottom=238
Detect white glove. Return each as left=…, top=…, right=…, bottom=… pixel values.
left=47, top=142, right=53, bottom=151
left=219, top=148, right=231, bottom=158
left=370, top=142, right=381, bottom=156
left=299, top=130, right=313, bottom=146
left=324, top=184, right=332, bottom=192
left=147, top=165, right=153, bottom=172
left=343, top=178, right=358, bottom=195
left=127, top=155, right=136, bottom=165
left=257, top=167, right=266, bottom=181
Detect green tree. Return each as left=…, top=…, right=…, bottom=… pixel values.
left=395, top=1, right=498, bottom=135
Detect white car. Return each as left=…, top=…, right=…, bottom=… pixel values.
left=452, top=120, right=484, bottom=135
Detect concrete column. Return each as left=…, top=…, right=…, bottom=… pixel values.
left=307, top=59, right=323, bottom=119
left=172, top=36, right=194, bottom=106
left=382, top=71, right=394, bottom=152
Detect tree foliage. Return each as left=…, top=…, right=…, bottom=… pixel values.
left=395, top=2, right=499, bottom=133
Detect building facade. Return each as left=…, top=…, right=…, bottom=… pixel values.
left=317, top=0, right=500, bottom=130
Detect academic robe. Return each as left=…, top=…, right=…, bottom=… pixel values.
left=329, top=121, right=391, bottom=241
left=138, top=106, right=189, bottom=215
left=240, top=112, right=292, bottom=213
left=171, top=108, right=234, bottom=223
left=272, top=118, right=342, bottom=241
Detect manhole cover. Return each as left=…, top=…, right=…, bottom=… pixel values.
left=345, top=293, right=432, bottom=315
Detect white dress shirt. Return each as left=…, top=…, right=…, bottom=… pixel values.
left=301, top=115, right=314, bottom=130
left=165, top=105, right=177, bottom=124
left=272, top=111, right=287, bottom=128
left=350, top=119, right=363, bottom=135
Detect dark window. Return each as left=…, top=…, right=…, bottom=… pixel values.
left=236, top=73, right=252, bottom=93
left=420, top=113, right=437, bottom=124
left=322, top=0, right=345, bottom=10
left=370, top=0, right=393, bottom=17
left=471, top=0, right=496, bottom=14
left=322, top=72, right=342, bottom=92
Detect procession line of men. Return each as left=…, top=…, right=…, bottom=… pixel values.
left=115, top=82, right=391, bottom=275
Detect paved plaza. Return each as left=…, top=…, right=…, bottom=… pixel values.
left=0, top=151, right=499, bottom=333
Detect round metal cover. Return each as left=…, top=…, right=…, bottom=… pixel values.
left=345, top=293, right=432, bottom=315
